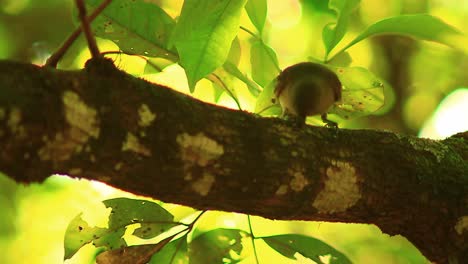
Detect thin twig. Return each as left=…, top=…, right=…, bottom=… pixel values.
left=75, top=0, right=100, bottom=58
left=240, top=26, right=259, bottom=40
left=168, top=231, right=188, bottom=264
left=210, top=73, right=243, bottom=110
left=247, top=215, right=260, bottom=264
left=168, top=211, right=206, bottom=263
left=101, top=50, right=165, bottom=72
left=45, top=0, right=112, bottom=67
left=188, top=210, right=206, bottom=229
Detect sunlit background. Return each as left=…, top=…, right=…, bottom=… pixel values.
left=0, top=0, right=467, bottom=263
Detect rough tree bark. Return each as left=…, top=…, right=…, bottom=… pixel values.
left=0, top=58, right=466, bottom=263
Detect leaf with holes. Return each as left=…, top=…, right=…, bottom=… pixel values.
left=85, top=0, right=177, bottom=59
left=329, top=66, right=385, bottom=119
left=149, top=237, right=189, bottom=264
left=188, top=228, right=249, bottom=264
left=63, top=198, right=174, bottom=259
left=64, top=214, right=126, bottom=260
left=96, top=239, right=172, bottom=264
left=262, top=234, right=352, bottom=264
left=104, top=198, right=174, bottom=239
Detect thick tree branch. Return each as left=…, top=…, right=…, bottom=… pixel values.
left=0, top=59, right=466, bottom=263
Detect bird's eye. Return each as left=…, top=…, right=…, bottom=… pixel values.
left=271, top=98, right=276, bottom=104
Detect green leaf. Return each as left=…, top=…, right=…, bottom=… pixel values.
left=64, top=214, right=126, bottom=260
left=149, top=237, right=188, bottom=264
left=329, top=66, right=385, bottom=119
left=85, top=0, right=177, bottom=59
left=227, top=37, right=242, bottom=66
left=104, top=198, right=174, bottom=239
left=188, top=228, right=248, bottom=264
left=262, top=234, right=352, bottom=264
left=171, top=0, right=248, bottom=91
left=250, top=40, right=280, bottom=87
left=223, top=61, right=261, bottom=97
left=143, top=58, right=174, bottom=74
left=254, top=78, right=281, bottom=116
left=245, top=0, right=267, bottom=33
left=212, top=84, right=225, bottom=103
left=322, top=0, right=361, bottom=56
left=336, top=14, right=464, bottom=57
left=208, top=67, right=242, bottom=109
left=0, top=172, right=17, bottom=238
left=328, top=51, right=352, bottom=67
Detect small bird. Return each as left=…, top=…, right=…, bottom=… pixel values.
left=274, top=62, right=342, bottom=127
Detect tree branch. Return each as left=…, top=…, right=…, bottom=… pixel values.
left=0, top=59, right=466, bottom=263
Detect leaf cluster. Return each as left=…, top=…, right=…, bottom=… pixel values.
left=83, top=0, right=463, bottom=121
left=64, top=198, right=352, bottom=264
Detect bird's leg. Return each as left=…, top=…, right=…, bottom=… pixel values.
left=282, top=109, right=306, bottom=127
left=321, top=113, right=338, bottom=129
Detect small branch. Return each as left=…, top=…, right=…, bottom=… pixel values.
left=46, top=0, right=112, bottom=67
left=240, top=26, right=259, bottom=40
left=75, top=0, right=101, bottom=59
left=101, top=51, right=165, bottom=72
left=248, top=215, right=260, bottom=264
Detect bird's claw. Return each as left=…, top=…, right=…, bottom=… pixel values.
left=321, top=113, right=338, bottom=128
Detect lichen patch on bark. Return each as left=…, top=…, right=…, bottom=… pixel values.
left=176, top=133, right=223, bottom=196
left=191, top=173, right=215, bottom=196
left=114, top=162, right=123, bottom=171
left=275, top=184, right=289, bottom=195
left=62, top=91, right=100, bottom=139
left=122, top=132, right=151, bottom=157
left=38, top=91, right=101, bottom=162
left=455, top=216, right=468, bottom=235
left=39, top=132, right=83, bottom=161
left=289, top=163, right=309, bottom=192
left=312, top=161, right=361, bottom=213
left=68, top=168, right=83, bottom=175
left=138, top=103, right=156, bottom=128
left=7, top=107, right=26, bottom=138
left=176, top=132, right=224, bottom=166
